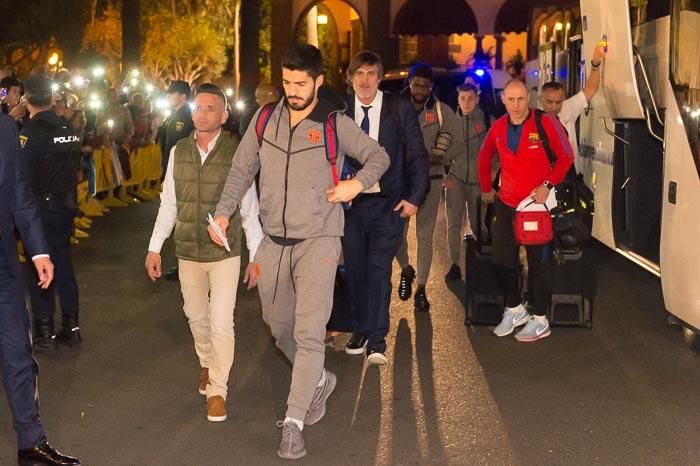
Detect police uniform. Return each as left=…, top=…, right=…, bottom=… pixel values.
left=20, top=106, right=82, bottom=350
left=158, top=81, right=194, bottom=174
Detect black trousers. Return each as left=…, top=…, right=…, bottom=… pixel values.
left=26, top=205, right=79, bottom=324
left=342, top=196, right=403, bottom=353
left=0, top=251, right=45, bottom=449
left=491, top=199, right=553, bottom=316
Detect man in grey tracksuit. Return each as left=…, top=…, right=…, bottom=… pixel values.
left=209, top=45, right=389, bottom=460
left=395, top=63, right=464, bottom=312
left=444, top=83, right=497, bottom=280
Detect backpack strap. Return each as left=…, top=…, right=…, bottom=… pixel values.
left=323, top=112, right=340, bottom=186
left=435, top=100, right=444, bottom=129
left=535, top=109, right=577, bottom=179
left=534, top=109, right=556, bottom=167
left=254, top=102, right=277, bottom=147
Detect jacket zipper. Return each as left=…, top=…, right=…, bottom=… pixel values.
left=282, top=117, right=296, bottom=240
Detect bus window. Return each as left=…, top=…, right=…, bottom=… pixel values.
left=671, top=0, right=700, bottom=175
left=630, top=0, right=671, bottom=26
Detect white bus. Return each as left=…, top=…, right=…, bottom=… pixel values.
left=536, top=0, right=700, bottom=351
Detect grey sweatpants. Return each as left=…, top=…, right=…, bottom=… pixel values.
left=445, top=174, right=482, bottom=266
left=255, top=235, right=341, bottom=421
left=396, top=178, right=443, bottom=286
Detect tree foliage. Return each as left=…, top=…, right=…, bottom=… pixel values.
left=141, top=10, right=227, bottom=85
left=0, top=0, right=90, bottom=74
left=81, top=3, right=122, bottom=62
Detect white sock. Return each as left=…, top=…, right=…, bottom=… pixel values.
left=284, top=416, right=304, bottom=431
left=317, top=368, right=327, bottom=388
left=507, top=304, right=526, bottom=314
left=534, top=315, right=548, bottom=324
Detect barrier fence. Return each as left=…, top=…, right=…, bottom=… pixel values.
left=19, top=143, right=163, bottom=260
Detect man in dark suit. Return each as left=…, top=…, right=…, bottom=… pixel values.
left=342, top=51, right=429, bottom=366
left=0, top=112, right=80, bottom=464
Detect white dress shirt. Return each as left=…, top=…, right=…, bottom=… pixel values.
left=354, top=90, right=383, bottom=142
left=147, top=129, right=263, bottom=261
left=558, top=90, right=588, bottom=172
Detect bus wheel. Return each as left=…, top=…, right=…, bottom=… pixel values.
left=682, top=326, right=700, bottom=354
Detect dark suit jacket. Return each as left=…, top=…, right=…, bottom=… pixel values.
left=0, top=113, right=48, bottom=278
left=345, top=91, right=429, bottom=207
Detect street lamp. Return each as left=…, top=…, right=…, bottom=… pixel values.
left=48, top=53, right=59, bottom=66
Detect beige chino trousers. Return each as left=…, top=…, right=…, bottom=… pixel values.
left=178, top=256, right=241, bottom=400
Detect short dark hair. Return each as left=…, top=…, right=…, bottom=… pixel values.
left=409, top=63, right=433, bottom=81
left=0, top=76, right=21, bottom=89
left=541, top=81, right=565, bottom=93
left=23, top=75, right=53, bottom=107
left=194, top=83, right=228, bottom=108
left=346, top=50, right=384, bottom=83
left=282, top=44, right=324, bottom=79
left=457, top=83, right=479, bottom=96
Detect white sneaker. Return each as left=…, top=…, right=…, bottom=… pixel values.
left=367, top=351, right=387, bottom=367
left=493, top=305, right=529, bottom=337
left=515, top=316, right=551, bottom=342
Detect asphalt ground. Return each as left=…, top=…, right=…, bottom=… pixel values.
left=1, top=199, right=698, bottom=465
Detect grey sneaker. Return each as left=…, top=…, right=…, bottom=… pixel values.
left=277, top=421, right=306, bottom=460
left=304, top=370, right=337, bottom=425
left=493, top=305, right=529, bottom=337
left=515, top=316, right=551, bottom=342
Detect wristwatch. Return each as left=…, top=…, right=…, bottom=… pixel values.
left=543, top=180, right=554, bottom=189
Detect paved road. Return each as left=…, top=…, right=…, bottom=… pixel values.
left=1, top=200, right=698, bottom=465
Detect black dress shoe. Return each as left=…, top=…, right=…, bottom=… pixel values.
left=56, top=316, right=81, bottom=347
left=414, top=286, right=430, bottom=313
left=398, top=265, right=416, bottom=301
left=164, top=266, right=179, bottom=281
left=18, top=439, right=81, bottom=465
left=345, top=333, right=368, bottom=355
left=34, top=320, right=58, bottom=353
left=444, top=264, right=462, bottom=281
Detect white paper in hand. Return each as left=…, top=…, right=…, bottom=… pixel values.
left=207, top=213, right=231, bottom=252
left=517, top=187, right=558, bottom=212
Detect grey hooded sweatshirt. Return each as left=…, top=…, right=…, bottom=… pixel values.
left=215, top=88, right=390, bottom=240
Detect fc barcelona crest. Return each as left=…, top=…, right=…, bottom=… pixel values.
left=528, top=132, right=540, bottom=144
left=175, top=121, right=185, bottom=132
left=308, top=129, right=321, bottom=143
left=425, top=112, right=436, bottom=124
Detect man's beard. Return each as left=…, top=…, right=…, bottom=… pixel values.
left=286, top=87, right=316, bottom=111
left=411, top=94, right=428, bottom=105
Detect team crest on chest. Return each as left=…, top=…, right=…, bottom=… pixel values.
left=19, top=135, right=28, bottom=148
left=528, top=132, right=540, bottom=144
left=474, top=124, right=483, bottom=133
left=308, top=129, right=321, bottom=143
left=425, top=112, right=436, bottom=124
left=175, top=121, right=184, bottom=132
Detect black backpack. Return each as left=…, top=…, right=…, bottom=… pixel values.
left=533, top=109, right=594, bottom=250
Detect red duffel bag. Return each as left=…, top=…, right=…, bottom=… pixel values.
left=513, top=200, right=553, bottom=245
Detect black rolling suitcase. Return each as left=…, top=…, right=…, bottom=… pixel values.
left=547, top=248, right=595, bottom=328
left=464, top=201, right=506, bottom=326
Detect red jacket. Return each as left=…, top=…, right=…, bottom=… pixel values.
left=478, top=109, right=574, bottom=208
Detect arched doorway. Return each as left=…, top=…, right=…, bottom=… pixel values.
left=294, top=0, right=365, bottom=92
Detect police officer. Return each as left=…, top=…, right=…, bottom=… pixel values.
left=157, top=80, right=194, bottom=281
left=158, top=80, right=194, bottom=174
left=20, top=76, right=82, bottom=352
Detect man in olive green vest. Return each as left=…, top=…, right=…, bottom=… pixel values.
left=145, top=84, right=263, bottom=423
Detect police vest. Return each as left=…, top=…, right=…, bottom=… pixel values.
left=31, top=118, right=81, bottom=195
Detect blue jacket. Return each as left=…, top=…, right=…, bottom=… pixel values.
left=0, top=113, right=48, bottom=278
left=344, top=91, right=429, bottom=207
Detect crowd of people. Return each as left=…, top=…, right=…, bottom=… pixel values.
left=0, top=40, right=606, bottom=463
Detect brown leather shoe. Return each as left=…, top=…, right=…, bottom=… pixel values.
left=207, top=395, right=227, bottom=422
left=198, top=368, right=209, bottom=396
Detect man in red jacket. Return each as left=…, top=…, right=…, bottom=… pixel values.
left=478, top=79, right=573, bottom=342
